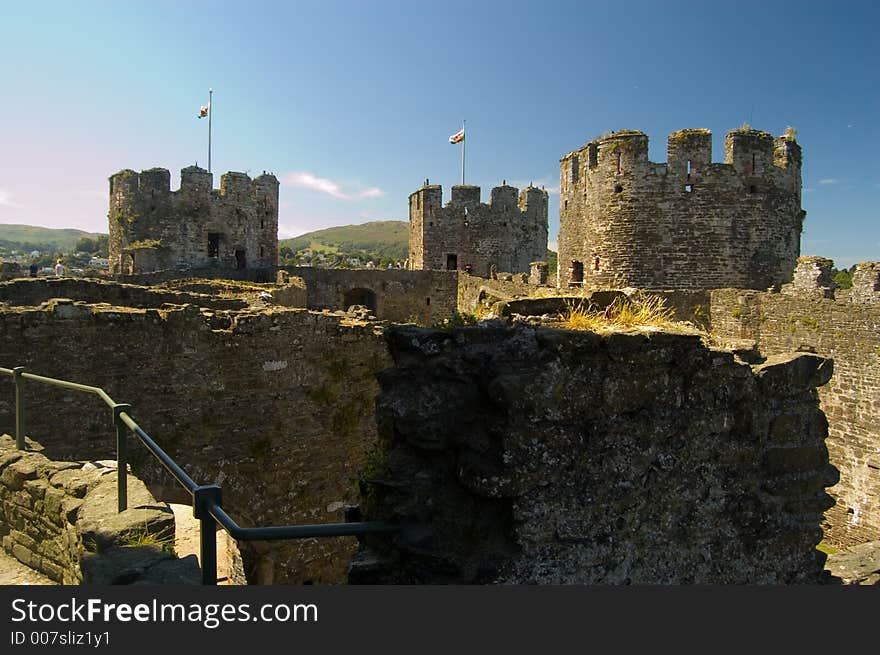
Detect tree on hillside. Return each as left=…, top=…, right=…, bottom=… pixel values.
left=832, top=267, right=853, bottom=289
left=74, top=235, right=109, bottom=257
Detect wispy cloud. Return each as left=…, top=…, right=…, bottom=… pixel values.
left=0, top=189, right=23, bottom=208
left=818, top=178, right=838, bottom=185
left=281, top=172, right=383, bottom=200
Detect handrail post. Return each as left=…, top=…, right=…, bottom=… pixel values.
left=12, top=367, right=25, bottom=450
left=193, top=485, right=222, bottom=585
left=112, top=404, right=132, bottom=513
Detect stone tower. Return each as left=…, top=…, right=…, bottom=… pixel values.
left=408, top=182, right=548, bottom=276
left=108, top=166, right=279, bottom=275
left=557, top=127, right=804, bottom=290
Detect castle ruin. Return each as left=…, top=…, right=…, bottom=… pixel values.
left=408, top=182, right=548, bottom=276
left=558, top=127, right=804, bottom=290
left=108, top=166, right=279, bottom=275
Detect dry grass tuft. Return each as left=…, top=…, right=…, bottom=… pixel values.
left=563, top=295, right=685, bottom=333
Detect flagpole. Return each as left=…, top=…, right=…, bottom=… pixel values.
left=207, top=88, right=213, bottom=174
left=461, top=120, right=466, bottom=185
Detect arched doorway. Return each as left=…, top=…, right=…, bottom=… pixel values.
left=343, top=287, right=377, bottom=313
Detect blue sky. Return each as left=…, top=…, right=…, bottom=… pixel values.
left=0, top=0, right=877, bottom=268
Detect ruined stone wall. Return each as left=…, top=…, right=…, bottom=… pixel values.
left=0, top=302, right=391, bottom=584
left=558, top=127, right=803, bottom=290
left=352, top=325, right=835, bottom=584
left=0, top=435, right=196, bottom=584
left=286, top=267, right=461, bottom=324
left=0, top=280, right=847, bottom=585
left=113, top=267, right=276, bottom=286
left=0, top=278, right=248, bottom=311
left=457, top=271, right=535, bottom=316
left=108, top=167, right=279, bottom=275
left=408, top=183, right=548, bottom=276
left=710, top=260, right=880, bottom=547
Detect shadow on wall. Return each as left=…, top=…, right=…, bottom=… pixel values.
left=352, top=324, right=838, bottom=585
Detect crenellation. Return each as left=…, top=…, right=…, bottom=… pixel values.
left=109, top=169, right=138, bottom=197
left=179, top=165, right=213, bottom=195
left=783, top=256, right=836, bottom=298
left=850, top=262, right=880, bottom=303
left=666, top=128, right=712, bottom=178
left=724, top=127, right=775, bottom=174
left=489, top=183, right=518, bottom=208
left=450, top=184, right=481, bottom=207
left=774, top=134, right=802, bottom=171
left=219, top=171, right=252, bottom=200
left=138, top=167, right=172, bottom=196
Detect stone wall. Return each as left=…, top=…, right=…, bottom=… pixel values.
left=710, top=260, right=880, bottom=547
left=0, top=435, right=197, bottom=584
left=0, top=278, right=248, bottom=311
left=113, top=267, right=276, bottom=286
left=558, top=127, right=803, bottom=290
left=108, top=167, right=278, bottom=275
left=352, top=324, right=836, bottom=584
left=0, top=301, right=391, bottom=584
left=408, top=183, right=548, bottom=276
left=457, top=270, right=537, bottom=316
left=285, top=266, right=461, bottom=324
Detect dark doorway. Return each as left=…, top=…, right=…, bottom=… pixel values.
left=446, top=253, right=458, bottom=270
left=569, top=260, right=584, bottom=286
left=208, top=233, right=221, bottom=258
left=235, top=249, right=246, bottom=269
left=343, top=287, right=377, bottom=313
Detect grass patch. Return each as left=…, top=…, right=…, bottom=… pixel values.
left=816, top=542, right=839, bottom=556
left=563, top=294, right=683, bottom=333
left=433, top=311, right=478, bottom=329
left=121, top=524, right=175, bottom=554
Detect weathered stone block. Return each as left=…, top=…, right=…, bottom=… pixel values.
left=0, top=460, right=38, bottom=491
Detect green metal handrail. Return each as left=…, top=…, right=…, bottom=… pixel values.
left=0, top=366, right=396, bottom=584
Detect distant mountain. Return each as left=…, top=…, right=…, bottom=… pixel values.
left=0, top=224, right=106, bottom=252
left=280, top=220, right=409, bottom=262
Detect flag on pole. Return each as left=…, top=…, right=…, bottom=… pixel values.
left=449, top=128, right=465, bottom=144
left=199, top=103, right=210, bottom=118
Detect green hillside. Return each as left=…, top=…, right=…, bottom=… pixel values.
left=280, top=220, right=409, bottom=262
left=0, top=224, right=106, bottom=252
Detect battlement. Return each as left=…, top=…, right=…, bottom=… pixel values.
left=220, top=171, right=252, bottom=199
left=180, top=166, right=212, bottom=194
left=783, top=256, right=836, bottom=298
left=561, top=126, right=801, bottom=182
left=667, top=128, right=712, bottom=178
left=850, top=262, right=880, bottom=303
left=110, top=167, right=278, bottom=201
left=411, top=182, right=548, bottom=211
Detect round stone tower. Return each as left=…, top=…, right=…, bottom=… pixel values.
left=557, top=127, right=804, bottom=290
